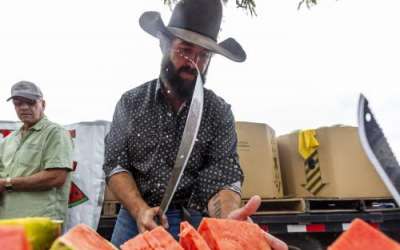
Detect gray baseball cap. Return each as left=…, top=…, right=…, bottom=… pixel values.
left=7, top=81, right=43, bottom=102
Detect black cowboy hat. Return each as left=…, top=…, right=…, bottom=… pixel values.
left=139, top=0, right=246, bottom=62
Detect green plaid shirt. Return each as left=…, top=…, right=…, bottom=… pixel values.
left=0, top=116, right=73, bottom=220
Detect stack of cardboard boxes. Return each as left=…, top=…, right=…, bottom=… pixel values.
left=235, top=122, right=284, bottom=199
left=277, top=126, right=390, bottom=199
left=235, top=122, right=390, bottom=203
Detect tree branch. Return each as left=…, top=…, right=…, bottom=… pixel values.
left=298, top=0, right=318, bottom=10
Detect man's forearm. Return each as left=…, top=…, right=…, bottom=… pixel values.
left=208, top=189, right=241, bottom=218
left=7, top=168, right=68, bottom=191
left=107, top=172, right=149, bottom=219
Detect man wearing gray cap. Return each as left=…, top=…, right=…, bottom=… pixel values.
left=0, top=81, right=73, bottom=222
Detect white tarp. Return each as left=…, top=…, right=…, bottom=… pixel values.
left=0, top=120, right=111, bottom=230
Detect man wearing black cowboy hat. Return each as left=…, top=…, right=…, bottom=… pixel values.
left=103, top=0, right=287, bottom=249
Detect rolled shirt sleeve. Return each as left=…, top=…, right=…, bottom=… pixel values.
left=42, top=127, right=74, bottom=170
left=103, top=94, right=131, bottom=177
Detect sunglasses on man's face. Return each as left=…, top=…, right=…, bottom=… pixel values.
left=12, top=99, right=38, bottom=107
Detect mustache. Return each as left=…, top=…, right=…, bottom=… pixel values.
left=178, top=66, right=197, bottom=76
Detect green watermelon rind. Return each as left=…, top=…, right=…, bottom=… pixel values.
left=68, top=182, right=89, bottom=208
left=68, top=196, right=89, bottom=208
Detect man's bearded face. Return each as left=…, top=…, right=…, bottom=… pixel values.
left=160, top=39, right=210, bottom=100
left=161, top=56, right=200, bottom=99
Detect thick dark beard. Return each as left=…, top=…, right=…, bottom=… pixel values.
left=160, top=56, right=207, bottom=100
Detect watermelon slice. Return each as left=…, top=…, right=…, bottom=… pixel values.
left=68, top=182, right=89, bottom=208
left=198, top=218, right=271, bottom=250
left=179, top=221, right=211, bottom=250
left=120, top=233, right=152, bottom=250
left=145, top=227, right=183, bottom=250
left=49, top=224, right=117, bottom=250
left=0, top=217, right=61, bottom=250
left=121, top=227, right=183, bottom=250
left=0, top=226, right=31, bottom=250
left=328, top=218, right=400, bottom=250
left=143, top=230, right=165, bottom=250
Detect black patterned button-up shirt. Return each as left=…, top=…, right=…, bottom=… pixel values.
left=103, top=79, right=243, bottom=210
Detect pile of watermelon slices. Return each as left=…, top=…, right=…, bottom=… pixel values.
left=51, top=218, right=271, bottom=250
left=2, top=217, right=400, bottom=250
left=0, top=217, right=271, bottom=250
left=121, top=218, right=271, bottom=250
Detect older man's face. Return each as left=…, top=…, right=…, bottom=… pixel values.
left=161, top=38, right=211, bottom=99
left=12, top=97, right=45, bottom=128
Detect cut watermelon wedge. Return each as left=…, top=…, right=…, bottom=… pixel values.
left=49, top=224, right=117, bottom=250
left=0, top=217, right=61, bottom=250
left=179, top=221, right=210, bottom=250
left=198, top=218, right=271, bottom=250
left=120, top=234, right=152, bottom=250
left=121, top=226, right=183, bottom=250
left=328, top=218, right=400, bottom=250
left=0, top=226, right=31, bottom=250
left=145, top=227, right=183, bottom=250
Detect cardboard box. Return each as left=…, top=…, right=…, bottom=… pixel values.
left=278, top=126, right=390, bottom=198
left=236, top=121, right=283, bottom=199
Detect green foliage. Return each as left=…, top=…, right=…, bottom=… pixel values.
left=297, top=0, right=318, bottom=10
left=235, top=0, right=257, bottom=16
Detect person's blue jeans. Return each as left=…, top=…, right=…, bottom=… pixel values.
left=111, top=207, right=203, bottom=248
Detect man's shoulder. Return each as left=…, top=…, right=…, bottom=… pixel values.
left=120, top=79, right=157, bottom=101
left=44, top=119, right=63, bottom=130
left=42, top=119, right=69, bottom=137
left=204, top=88, right=232, bottom=113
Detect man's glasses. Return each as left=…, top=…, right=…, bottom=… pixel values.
left=172, top=47, right=211, bottom=66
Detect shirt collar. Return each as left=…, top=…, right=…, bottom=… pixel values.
left=31, top=116, right=47, bottom=131
left=154, top=78, right=163, bottom=102
left=18, top=116, right=47, bottom=133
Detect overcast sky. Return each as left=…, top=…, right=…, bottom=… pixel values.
left=0, top=0, right=399, bottom=158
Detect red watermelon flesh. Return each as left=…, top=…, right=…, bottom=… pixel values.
left=198, top=218, right=271, bottom=250
left=120, top=234, right=152, bottom=250
left=142, top=230, right=165, bottom=250
left=52, top=224, right=117, bottom=250
left=145, top=226, right=183, bottom=250
left=179, top=221, right=210, bottom=250
left=68, top=181, right=89, bottom=208
left=0, top=226, right=31, bottom=250
left=328, top=218, right=400, bottom=250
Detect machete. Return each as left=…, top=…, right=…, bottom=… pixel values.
left=357, top=94, right=400, bottom=206
left=159, top=67, right=204, bottom=216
